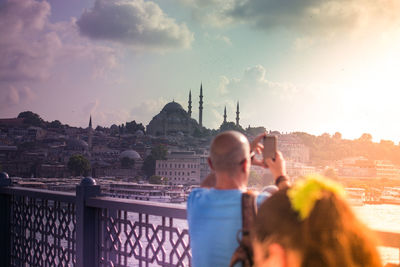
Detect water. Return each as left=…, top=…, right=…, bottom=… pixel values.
left=354, top=204, right=400, bottom=233
left=354, top=204, right=400, bottom=265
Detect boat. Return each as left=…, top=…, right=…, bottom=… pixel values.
left=102, top=182, right=186, bottom=203
left=345, top=187, right=366, bottom=206
left=165, top=185, right=186, bottom=203
left=380, top=187, right=400, bottom=205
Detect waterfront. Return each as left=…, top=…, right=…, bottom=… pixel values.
left=2, top=181, right=400, bottom=267
left=354, top=204, right=400, bottom=265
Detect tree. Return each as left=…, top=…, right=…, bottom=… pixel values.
left=359, top=133, right=373, bottom=142
left=246, top=126, right=267, bottom=136
left=151, top=145, right=167, bottom=160
left=110, top=124, right=119, bottom=135
left=120, top=157, right=135, bottom=169
left=125, top=120, right=145, bottom=134
left=48, top=120, right=63, bottom=129
left=119, top=124, right=125, bottom=134
left=95, top=125, right=104, bottom=131
left=219, top=122, right=244, bottom=133
left=333, top=132, right=342, bottom=140
left=192, top=128, right=203, bottom=138
left=68, top=154, right=90, bottom=176
left=142, top=156, right=156, bottom=177
left=18, top=111, right=43, bottom=126
left=149, top=175, right=168, bottom=184
left=141, top=145, right=167, bottom=177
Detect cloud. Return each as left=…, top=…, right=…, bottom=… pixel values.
left=131, top=98, right=168, bottom=124
left=218, top=65, right=298, bottom=99
left=91, top=109, right=131, bottom=127
left=194, top=65, right=300, bottom=129
left=81, top=98, right=169, bottom=127
left=204, top=32, right=232, bottom=45
left=49, top=19, right=120, bottom=80
left=293, top=36, right=316, bottom=51
left=0, top=0, right=61, bottom=82
left=182, top=0, right=400, bottom=37
left=0, top=0, right=121, bottom=98
left=77, top=0, right=194, bottom=51
left=0, top=86, right=36, bottom=110
left=80, top=99, right=132, bottom=127
left=82, top=99, right=100, bottom=117
left=85, top=97, right=170, bottom=127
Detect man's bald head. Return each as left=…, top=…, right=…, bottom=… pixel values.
left=209, top=131, right=250, bottom=175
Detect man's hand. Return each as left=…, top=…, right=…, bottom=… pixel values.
left=265, top=151, right=290, bottom=189
left=249, top=132, right=266, bottom=167
left=250, top=134, right=290, bottom=188
left=265, top=151, right=287, bottom=179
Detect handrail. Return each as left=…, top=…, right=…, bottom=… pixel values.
left=1, top=186, right=400, bottom=247
left=376, top=231, right=400, bottom=248
left=86, top=196, right=187, bottom=219
left=1, top=185, right=400, bottom=266
left=0, top=186, right=75, bottom=203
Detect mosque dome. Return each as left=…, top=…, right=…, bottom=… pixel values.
left=161, top=101, right=185, bottom=113
left=135, top=130, right=145, bottom=137
left=66, top=138, right=88, bottom=150
left=146, top=90, right=203, bottom=136
left=120, top=150, right=141, bottom=160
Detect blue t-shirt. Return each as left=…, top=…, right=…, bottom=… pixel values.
left=187, top=188, right=270, bottom=267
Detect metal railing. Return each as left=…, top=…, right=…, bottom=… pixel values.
left=90, top=197, right=190, bottom=267
left=0, top=176, right=190, bottom=267
left=0, top=174, right=399, bottom=267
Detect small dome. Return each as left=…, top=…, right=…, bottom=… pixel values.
left=120, top=150, right=141, bottom=160
left=161, top=101, right=185, bottom=113
left=66, top=138, right=88, bottom=150
left=135, top=130, right=144, bottom=137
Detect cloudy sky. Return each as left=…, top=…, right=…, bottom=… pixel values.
left=1, top=0, right=400, bottom=142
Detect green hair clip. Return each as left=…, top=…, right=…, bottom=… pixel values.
left=287, top=175, right=345, bottom=220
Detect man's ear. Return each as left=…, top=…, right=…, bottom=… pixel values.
left=208, top=157, right=214, bottom=170
left=241, top=158, right=249, bottom=173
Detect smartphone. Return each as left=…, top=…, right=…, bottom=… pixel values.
left=263, top=135, right=277, bottom=161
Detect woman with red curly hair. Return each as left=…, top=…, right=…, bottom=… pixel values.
left=252, top=176, right=382, bottom=267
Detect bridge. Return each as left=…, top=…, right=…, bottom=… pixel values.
left=0, top=174, right=399, bottom=267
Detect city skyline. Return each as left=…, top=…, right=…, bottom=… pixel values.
left=2, top=0, right=400, bottom=142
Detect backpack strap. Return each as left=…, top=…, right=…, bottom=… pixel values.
left=229, top=191, right=257, bottom=267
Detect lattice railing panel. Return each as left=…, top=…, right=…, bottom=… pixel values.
left=10, top=195, right=76, bottom=267
left=99, top=209, right=191, bottom=267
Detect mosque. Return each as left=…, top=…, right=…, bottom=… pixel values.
left=146, top=83, right=241, bottom=136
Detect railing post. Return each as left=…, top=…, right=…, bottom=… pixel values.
left=76, top=177, right=101, bottom=267
left=0, top=172, right=12, bottom=267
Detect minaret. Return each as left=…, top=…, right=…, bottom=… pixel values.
left=236, top=101, right=240, bottom=126
left=199, top=83, right=203, bottom=127
left=89, top=115, right=92, bottom=129
left=188, top=90, right=192, bottom=117
left=223, top=106, right=227, bottom=124
left=88, top=115, right=93, bottom=150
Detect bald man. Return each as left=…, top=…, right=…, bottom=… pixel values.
left=187, top=131, right=289, bottom=267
